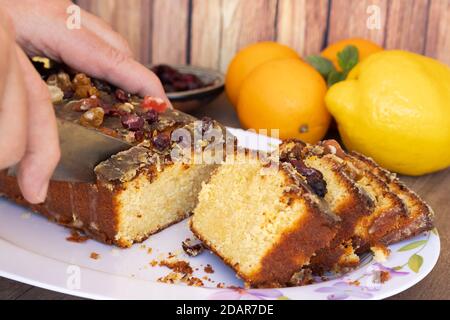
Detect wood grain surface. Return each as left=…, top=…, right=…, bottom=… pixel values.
left=0, top=94, right=449, bottom=300
left=74, top=0, right=450, bottom=69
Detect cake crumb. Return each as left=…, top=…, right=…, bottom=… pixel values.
left=90, top=252, right=100, bottom=260
left=150, top=260, right=158, bottom=267
left=204, top=264, right=214, bottom=274
left=159, top=260, right=193, bottom=274
left=182, top=238, right=205, bottom=257
left=66, top=230, right=89, bottom=243
left=147, top=247, right=153, bottom=254
left=20, top=212, right=31, bottom=220
left=349, top=280, right=360, bottom=286
left=380, top=271, right=391, bottom=283
left=371, top=245, right=391, bottom=262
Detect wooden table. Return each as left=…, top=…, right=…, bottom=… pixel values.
left=1, top=94, right=448, bottom=300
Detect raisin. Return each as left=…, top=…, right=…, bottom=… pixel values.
left=134, top=130, right=145, bottom=142
left=121, top=114, right=144, bottom=131
left=80, top=107, right=104, bottom=128
left=290, top=159, right=327, bottom=197
left=142, top=109, right=159, bottom=124
left=153, top=132, right=171, bottom=151
left=115, top=89, right=129, bottom=102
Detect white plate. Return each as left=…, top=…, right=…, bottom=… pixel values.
left=0, top=128, right=440, bottom=300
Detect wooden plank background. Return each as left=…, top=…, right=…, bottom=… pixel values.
left=75, top=0, right=450, bottom=71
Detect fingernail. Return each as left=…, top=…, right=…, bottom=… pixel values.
left=35, top=180, right=49, bottom=203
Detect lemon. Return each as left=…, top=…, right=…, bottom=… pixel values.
left=326, top=50, right=450, bottom=175
left=225, top=42, right=300, bottom=106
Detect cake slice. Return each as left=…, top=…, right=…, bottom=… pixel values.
left=347, top=151, right=434, bottom=246
left=190, top=151, right=339, bottom=288
left=279, top=140, right=374, bottom=272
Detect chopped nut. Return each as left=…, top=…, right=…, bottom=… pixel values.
left=80, top=107, right=105, bottom=128
left=71, top=97, right=99, bottom=111
left=47, top=85, right=64, bottom=103
left=117, top=102, right=134, bottom=113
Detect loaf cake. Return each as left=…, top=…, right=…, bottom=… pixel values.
left=190, top=139, right=434, bottom=287
left=0, top=62, right=229, bottom=247
left=190, top=151, right=340, bottom=288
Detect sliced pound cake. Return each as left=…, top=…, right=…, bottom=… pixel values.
left=190, top=151, right=339, bottom=288
left=192, top=140, right=434, bottom=287
left=279, top=140, right=374, bottom=273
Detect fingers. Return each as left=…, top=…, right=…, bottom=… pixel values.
left=15, top=46, right=60, bottom=204
left=80, top=10, right=134, bottom=58
left=0, top=41, right=27, bottom=171
left=53, top=28, right=167, bottom=98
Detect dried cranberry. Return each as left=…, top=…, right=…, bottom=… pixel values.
left=121, top=114, right=144, bottom=131
left=142, top=109, right=158, bottom=124
left=115, top=89, right=129, bottom=102
left=141, top=96, right=167, bottom=113
left=290, top=159, right=327, bottom=197
left=153, top=133, right=171, bottom=151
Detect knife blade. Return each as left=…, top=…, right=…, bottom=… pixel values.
left=9, top=117, right=133, bottom=182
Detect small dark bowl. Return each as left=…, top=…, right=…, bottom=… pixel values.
left=149, top=65, right=225, bottom=113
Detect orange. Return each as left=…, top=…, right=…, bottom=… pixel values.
left=225, top=41, right=300, bottom=106
left=237, top=58, right=330, bottom=143
left=321, top=38, right=383, bottom=71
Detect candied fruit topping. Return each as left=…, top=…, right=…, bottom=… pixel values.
left=141, top=96, right=167, bottom=113
left=71, top=97, right=99, bottom=112
left=153, top=132, right=171, bottom=151
left=80, top=107, right=105, bottom=128
left=290, top=159, right=327, bottom=197
left=121, top=114, right=144, bottom=131
left=142, top=109, right=159, bottom=124
left=115, top=88, right=130, bottom=102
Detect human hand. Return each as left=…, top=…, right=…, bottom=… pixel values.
left=0, top=0, right=168, bottom=204
left=0, top=8, right=60, bottom=204
left=0, top=0, right=167, bottom=98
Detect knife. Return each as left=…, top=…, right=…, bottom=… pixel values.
left=8, top=117, right=133, bottom=183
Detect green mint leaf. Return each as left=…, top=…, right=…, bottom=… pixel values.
left=337, top=45, right=359, bottom=72
left=397, top=240, right=427, bottom=252
left=408, top=254, right=423, bottom=273
left=306, top=55, right=336, bottom=78
left=327, top=70, right=346, bottom=87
